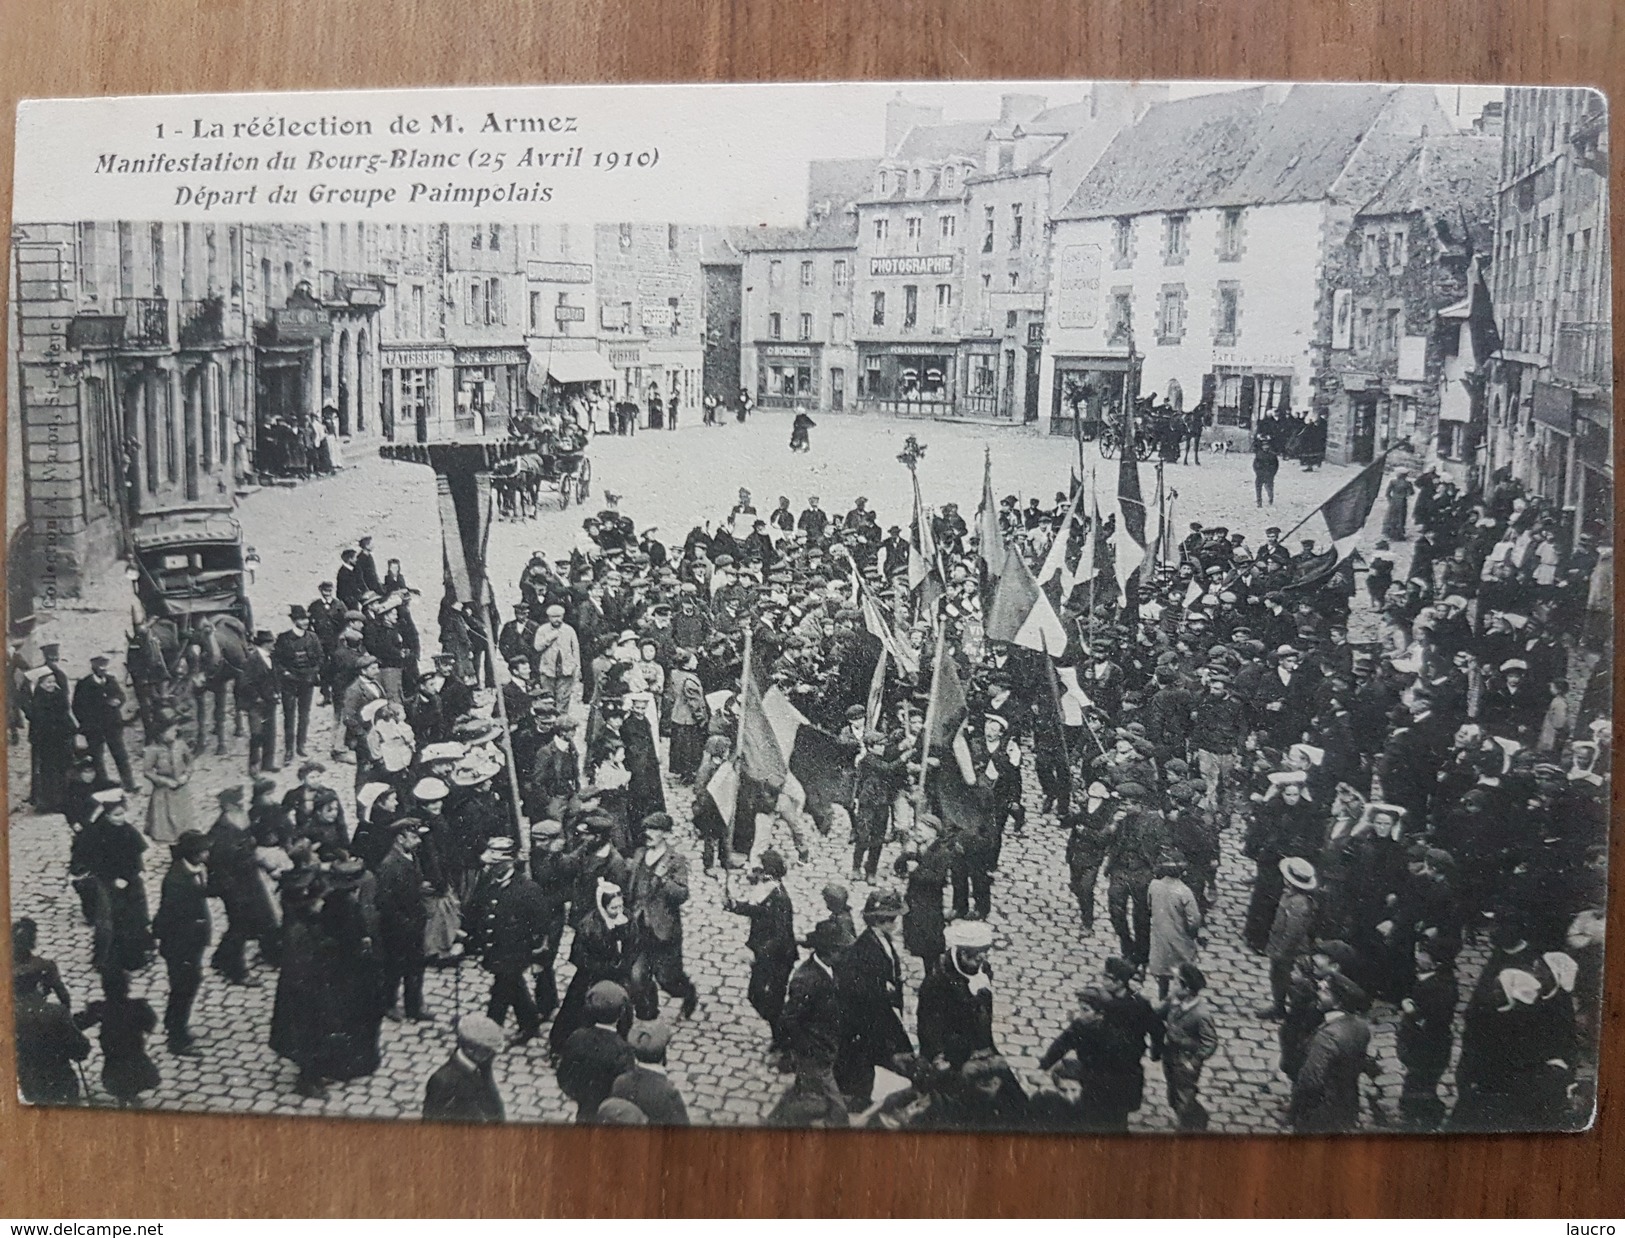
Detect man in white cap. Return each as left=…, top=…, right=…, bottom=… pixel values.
left=423, top=1014, right=506, bottom=1123
left=533, top=603, right=581, bottom=717
left=917, top=918, right=997, bottom=1074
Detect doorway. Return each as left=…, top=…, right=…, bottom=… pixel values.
left=830, top=367, right=845, bottom=411
left=1351, top=396, right=1377, bottom=464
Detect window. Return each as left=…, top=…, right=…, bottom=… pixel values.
left=1163, top=214, right=1187, bottom=265
left=1112, top=217, right=1133, bottom=267
left=833, top=259, right=849, bottom=287
left=800, top=260, right=814, bottom=287
left=77, top=222, right=98, bottom=300
left=1386, top=225, right=1406, bottom=272
left=1382, top=307, right=1402, bottom=356
left=488, top=223, right=502, bottom=251
left=831, top=312, right=848, bottom=343
left=939, top=214, right=956, bottom=244
left=471, top=225, right=482, bottom=251
left=668, top=296, right=681, bottom=336
left=768, top=312, right=782, bottom=339
left=1006, top=310, right=1018, bottom=329
left=557, top=293, right=574, bottom=336
left=910, top=168, right=922, bottom=194
left=799, top=313, right=813, bottom=341
left=1156, top=284, right=1186, bottom=343
left=769, top=260, right=783, bottom=289
left=530, top=290, right=542, bottom=331
left=878, top=171, right=889, bottom=195
left=871, top=291, right=885, bottom=326
left=1361, top=228, right=1381, bottom=274
left=120, top=224, right=136, bottom=299
left=943, top=166, right=956, bottom=192
left=618, top=223, right=633, bottom=250
left=1219, top=209, right=1243, bottom=261
left=1008, top=271, right=1019, bottom=289
left=874, top=218, right=889, bottom=246
left=411, top=284, right=425, bottom=337
left=1356, top=305, right=1375, bottom=352
left=903, top=284, right=919, bottom=330
left=906, top=216, right=922, bottom=253
left=934, top=284, right=952, bottom=332
left=982, top=206, right=996, bottom=254
left=668, top=224, right=680, bottom=252
left=1011, top=204, right=1024, bottom=249
left=1216, top=282, right=1240, bottom=344
left=149, top=223, right=166, bottom=295
left=1108, top=289, right=1132, bottom=344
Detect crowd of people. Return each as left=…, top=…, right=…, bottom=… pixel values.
left=11, top=447, right=1610, bottom=1133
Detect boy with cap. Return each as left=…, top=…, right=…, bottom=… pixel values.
left=423, top=1015, right=506, bottom=1123
left=556, top=981, right=637, bottom=1123
left=724, top=850, right=797, bottom=1053
left=611, top=1018, right=690, bottom=1125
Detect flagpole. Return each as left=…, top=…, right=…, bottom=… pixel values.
left=1275, top=448, right=1390, bottom=545
left=914, top=612, right=950, bottom=810
left=483, top=580, right=531, bottom=878
left=730, top=623, right=754, bottom=867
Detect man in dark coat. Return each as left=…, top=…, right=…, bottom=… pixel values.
left=462, top=838, right=550, bottom=1043
left=627, top=813, right=699, bottom=1020
left=376, top=818, right=432, bottom=1022
left=557, top=980, right=637, bottom=1123
left=206, top=785, right=279, bottom=983
left=1288, top=971, right=1374, bottom=1133
left=917, top=919, right=997, bottom=1072
left=611, top=1018, right=690, bottom=1125
left=151, top=830, right=213, bottom=1054
left=307, top=581, right=348, bottom=704
left=335, top=549, right=365, bottom=611
left=1396, top=937, right=1458, bottom=1130
left=834, top=889, right=914, bottom=1109
left=772, top=920, right=848, bottom=1126
left=239, top=630, right=281, bottom=775
left=273, top=606, right=326, bottom=763
left=423, top=1014, right=506, bottom=1123
left=14, top=975, right=91, bottom=1105
left=73, top=655, right=134, bottom=791
left=724, top=850, right=797, bottom=1050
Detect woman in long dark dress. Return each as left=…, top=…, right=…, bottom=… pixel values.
left=548, top=878, right=635, bottom=1060
left=75, top=969, right=160, bottom=1107
left=894, top=817, right=950, bottom=970
left=270, top=870, right=333, bottom=1098
left=619, top=708, right=666, bottom=830
left=311, top=868, right=385, bottom=1084
left=76, top=796, right=154, bottom=975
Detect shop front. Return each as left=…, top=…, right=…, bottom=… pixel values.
left=755, top=341, right=822, bottom=409
left=380, top=344, right=454, bottom=443
left=453, top=344, right=528, bottom=438
left=856, top=343, right=957, bottom=417
left=1048, top=353, right=1133, bottom=438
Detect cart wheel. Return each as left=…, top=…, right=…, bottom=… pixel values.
left=1099, top=431, right=1117, bottom=460
left=558, top=479, right=572, bottom=510
left=576, top=457, right=592, bottom=504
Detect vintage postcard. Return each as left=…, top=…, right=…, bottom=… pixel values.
left=6, top=79, right=1611, bottom=1133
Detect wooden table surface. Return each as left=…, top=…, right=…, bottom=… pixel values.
left=2, top=0, right=1621, bottom=1217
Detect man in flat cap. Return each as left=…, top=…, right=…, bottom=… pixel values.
left=1288, top=970, right=1373, bottom=1133
left=423, top=1015, right=506, bottom=1123
left=611, top=1018, right=690, bottom=1126
left=557, top=980, right=636, bottom=1123
left=533, top=603, right=581, bottom=718
left=74, top=653, right=135, bottom=792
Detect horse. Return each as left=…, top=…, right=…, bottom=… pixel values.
left=492, top=453, right=545, bottom=520
left=182, top=614, right=252, bottom=755
left=127, top=616, right=193, bottom=743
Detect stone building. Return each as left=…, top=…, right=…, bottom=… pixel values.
left=594, top=223, right=707, bottom=422
left=1486, top=87, right=1612, bottom=539
left=700, top=230, right=745, bottom=411
left=1320, top=129, right=1501, bottom=473
left=738, top=223, right=859, bottom=414
left=1041, top=85, right=1448, bottom=441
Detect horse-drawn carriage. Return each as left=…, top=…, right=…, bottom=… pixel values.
left=492, top=425, right=593, bottom=518
left=125, top=508, right=258, bottom=750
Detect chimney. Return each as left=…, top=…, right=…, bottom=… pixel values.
left=885, top=93, right=944, bottom=155
left=999, top=93, right=1047, bottom=126
left=1474, top=101, right=1505, bottom=136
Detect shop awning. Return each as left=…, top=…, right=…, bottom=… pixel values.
left=527, top=347, right=617, bottom=393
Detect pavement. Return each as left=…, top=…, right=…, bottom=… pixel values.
left=7, top=413, right=1482, bottom=1130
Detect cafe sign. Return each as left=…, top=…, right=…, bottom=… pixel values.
left=529, top=260, right=594, bottom=284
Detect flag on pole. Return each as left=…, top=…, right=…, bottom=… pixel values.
left=985, top=544, right=1070, bottom=655
left=1036, top=478, right=1078, bottom=589
left=1113, top=451, right=1153, bottom=602
left=1314, top=452, right=1390, bottom=560
left=738, top=660, right=849, bottom=829
left=977, top=446, right=1002, bottom=592
left=1078, top=471, right=1099, bottom=592
left=1055, top=664, right=1095, bottom=724
left=908, top=469, right=943, bottom=607
left=859, top=585, right=920, bottom=676
left=928, top=649, right=968, bottom=749
left=865, top=644, right=888, bottom=731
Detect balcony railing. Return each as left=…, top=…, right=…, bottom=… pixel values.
left=116, top=297, right=170, bottom=348
left=177, top=296, right=226, bottom=347
left=1553, top=321, right=1612, bottom=388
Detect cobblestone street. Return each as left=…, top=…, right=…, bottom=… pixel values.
left=9, top=415, right=1479, bottom=1130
